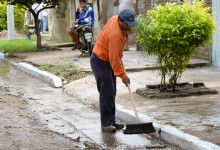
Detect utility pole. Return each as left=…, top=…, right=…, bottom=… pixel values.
left=7, top=2, right=15, bottom=40
left=212, top=0, right=220, bottom=67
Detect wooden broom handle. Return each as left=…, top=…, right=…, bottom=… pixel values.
left=128, top=84, right=139, bottom=119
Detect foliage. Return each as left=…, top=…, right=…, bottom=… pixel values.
left=0, top=3, right=6, bottom=30
left=0, top=2, right=25, bottom=31
left=135, top=1, right=216, bottom=91
left=14, top=4, right=26, bottom=29
left=0, top=38, right=37, bottom=54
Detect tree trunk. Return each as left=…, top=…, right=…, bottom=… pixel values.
left=34, top=17, right=42, bottom=49
left=170, top=73, right=177, bottom=92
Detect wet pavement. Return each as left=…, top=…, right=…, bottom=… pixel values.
left=64, top=67, right=220, bottom=147
left=0, top=60, right=178, bottom=149
left=1, top=47, right=220, bottom=149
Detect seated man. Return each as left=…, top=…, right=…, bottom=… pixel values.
left=69, top=0, right=94, bottom=50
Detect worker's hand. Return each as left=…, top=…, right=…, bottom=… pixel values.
left=122, top=76, right=130, bottom=87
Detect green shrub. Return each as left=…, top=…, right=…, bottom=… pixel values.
left=0, top=3, right=7, bottom=30
left=135, top=1, right=216, bottom=91
left=14, top=4, right=26, bottom=30
left=0, top=2, right=25, bottom=31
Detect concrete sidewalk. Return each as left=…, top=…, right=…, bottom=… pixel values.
left=2, top=48, right=220, bottom=150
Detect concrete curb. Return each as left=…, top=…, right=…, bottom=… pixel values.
left=115, top=104, right=220, bottom=150
left=2, top=56, right=62, bottom=88
left=16, top=62, right=62, bottom=88
left=126, top=62, right=210, bottom=72
left=2, top=54, right=81, bottom=89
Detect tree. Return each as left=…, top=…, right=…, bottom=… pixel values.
left=0, top=0, right=61, bottom=48
left=135, top=1, right=216, bottom=91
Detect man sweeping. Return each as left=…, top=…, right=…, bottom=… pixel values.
left=90, top=9, right=138, bottom=132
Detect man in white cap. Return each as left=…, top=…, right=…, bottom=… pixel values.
left=90, top=9, right=138, bottom=132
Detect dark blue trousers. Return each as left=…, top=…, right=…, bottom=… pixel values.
left=90, top=53, right=116, bottom=126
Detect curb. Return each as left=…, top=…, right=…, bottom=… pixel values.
left=16, top=63, right=62, bottom=88
left=55, top=43, right=74, bottom=48
left=126, top=62, right=210, bottom=72
left=115, top=104, right=220, bottom=150
left=2, top=57, right=62, bottom=88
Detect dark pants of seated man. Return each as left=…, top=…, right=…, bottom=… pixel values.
left=90, top=53, right=116, bottom=126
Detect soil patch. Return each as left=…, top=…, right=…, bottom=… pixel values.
left=0, top=87, right=100, bottom=149
left=0, top=30, right=25, bottom=39
left=38, top=64, right=91, bottom=83
left=136, top=82, right=218, bottom=99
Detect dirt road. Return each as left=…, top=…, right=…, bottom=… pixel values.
left=0, top=87, right=99, bottom=150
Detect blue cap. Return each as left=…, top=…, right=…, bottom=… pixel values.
left=119, top=9, right=138, bottom=27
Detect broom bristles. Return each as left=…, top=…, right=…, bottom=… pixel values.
left=123, top=122, right=155, bottom=134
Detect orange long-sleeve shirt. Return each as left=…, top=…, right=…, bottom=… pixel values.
left=93, top=16, right=127, bottom=80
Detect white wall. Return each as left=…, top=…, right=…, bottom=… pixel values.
left=48, top=0, right=101, bottom=43
left=48, top=1, right=72, bottom=42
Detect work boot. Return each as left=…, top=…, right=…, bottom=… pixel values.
left=113, top=123, right=124, bottom=129
left=101, top=125, right=116, bottom=132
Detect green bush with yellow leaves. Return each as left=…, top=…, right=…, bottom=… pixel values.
left=135, top=1, right=216, bottom=91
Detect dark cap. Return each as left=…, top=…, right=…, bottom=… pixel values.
left=79, top=0, right=87, bottom=3
left=119, top=9, right=138, bottom=27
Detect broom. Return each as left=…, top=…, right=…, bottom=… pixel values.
left=123, top=84, right=156, bottom=134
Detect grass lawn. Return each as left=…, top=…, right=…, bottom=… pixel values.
left=0, top=38, right=37, bottom=54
